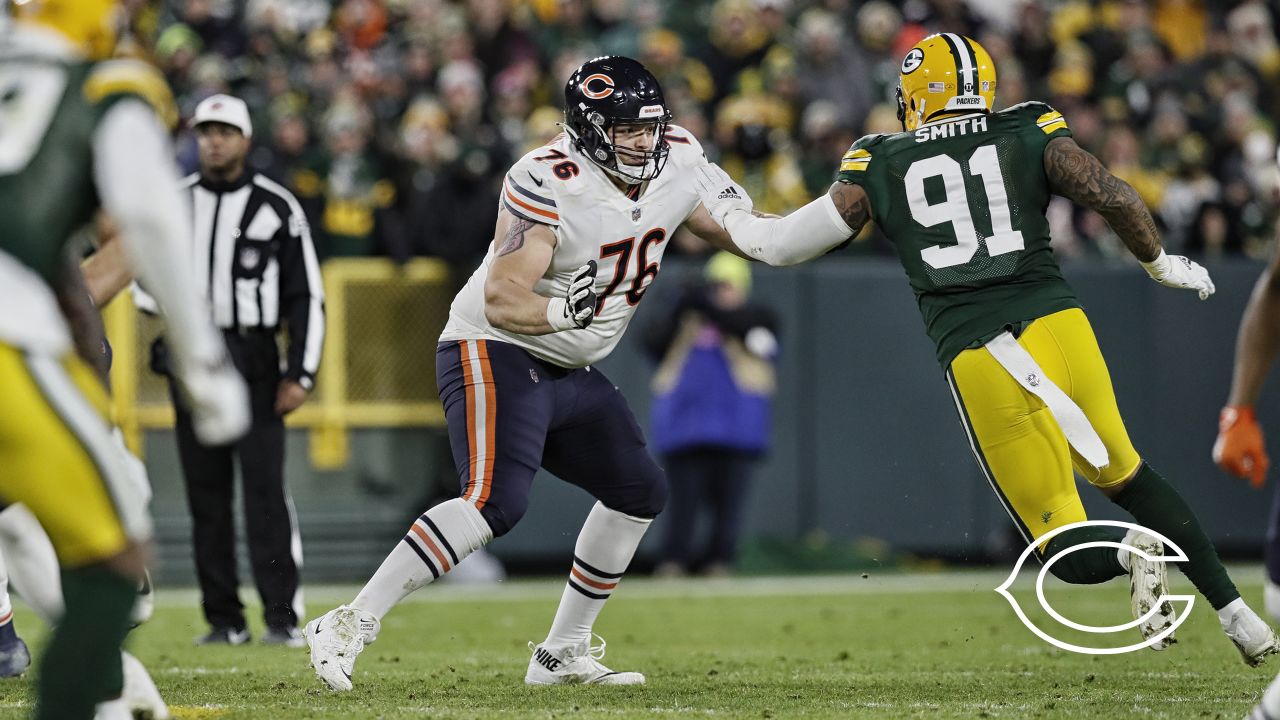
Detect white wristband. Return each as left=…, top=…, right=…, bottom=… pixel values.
left=546, top=297, right=574, bottom=332
left=1139, top=249, right=1171, bottom=277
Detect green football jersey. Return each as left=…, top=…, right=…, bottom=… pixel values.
left=836, top=102, right=1080, bottom=367
left=0, top=33, right=175, bottom=283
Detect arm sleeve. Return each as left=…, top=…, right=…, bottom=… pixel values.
left=722, top=193, right=855, bottom=266
left=92, top=100, right=222, bottom=364
left=277, top=198, right=326, bottom=389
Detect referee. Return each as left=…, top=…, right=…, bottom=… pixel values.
left=146, top=94, right=324, bottom=647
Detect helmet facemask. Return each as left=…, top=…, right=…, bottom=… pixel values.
left=566, top=108, right=671, bottom=184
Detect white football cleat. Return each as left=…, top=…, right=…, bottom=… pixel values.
left=1224, top=604, right=1280, bottom=667
left=304, top=605, right=380, bottom=691
left=1124, top=529, right=1177, bottom=650
left=121, top=651, right=169, bottom=720
left=525, top=635, right=645, bottom=685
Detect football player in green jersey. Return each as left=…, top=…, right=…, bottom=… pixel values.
left=697, top=33, right=1276, bottom=664
left=0, top=1, right=249, bottom=716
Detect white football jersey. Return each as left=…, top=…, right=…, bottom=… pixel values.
left=440, top=125, right=708, bottom=368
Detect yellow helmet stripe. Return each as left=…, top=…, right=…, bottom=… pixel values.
left=941, top=33, right=976, bottom=96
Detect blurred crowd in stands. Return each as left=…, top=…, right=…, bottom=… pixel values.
left=137, top=0, right=1280, bottom=265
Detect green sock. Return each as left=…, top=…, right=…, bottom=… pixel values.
left=36, top=565, right=135, bottom=720
left=1110, top=463, right=1239, bottom=610
left=1041, top=526, right=1127, bottom=584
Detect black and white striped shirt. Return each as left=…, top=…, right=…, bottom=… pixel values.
left=141, top=171, right=325, bottom=389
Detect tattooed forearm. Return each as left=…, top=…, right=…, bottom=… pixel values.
left=497, top=216, right=535, bottom=256
left=829, top=181, right=871, bottom=233
left=1043, top=136, right=1161, bottom=262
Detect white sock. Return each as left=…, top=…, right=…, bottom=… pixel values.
left=352, top=498, right=492, bottom=618
left=543, top=502, right=652, bottom=649
left=1218, top=596, right=1249, bottom=629
left=0, top=504, right=63, bottom=624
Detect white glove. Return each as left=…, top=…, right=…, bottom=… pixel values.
left=178, top=354, right=250, bottom=445
left=1140, top=250, right=1215, bottom=300
left=547, top=260, right=599, bottom=331
left=694, top=163, right=752, bottom=228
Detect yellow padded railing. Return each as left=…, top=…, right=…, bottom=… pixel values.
left=104, top=258, right=455, bottom=469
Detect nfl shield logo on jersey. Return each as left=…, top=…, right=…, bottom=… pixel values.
left=239, top=246, right=260, bottom=271
left=631, top=207, right=642, bottom=222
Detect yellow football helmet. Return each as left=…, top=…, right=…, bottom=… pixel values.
left=895, top=33, right=997, bottom=131
left=10, top=0, right=121, bottom=61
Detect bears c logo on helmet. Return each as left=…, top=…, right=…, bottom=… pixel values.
left=582, top=73, right=616, bottom=100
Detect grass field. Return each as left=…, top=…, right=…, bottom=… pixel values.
left=0, top=568, right=1273, bottom=719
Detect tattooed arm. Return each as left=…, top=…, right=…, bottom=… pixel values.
left=1042, top=136, right=1161, bottom=262
left=482, top=208, right=563, bottom=334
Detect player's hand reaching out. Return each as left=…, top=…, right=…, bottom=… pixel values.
left=547, top=260, right=598, bottom=331
left=1214, top=406, right=1269, bottom=488
left=694, top=164, right=752, bottom=228
left=1140, top=250, right=1215, bottom=300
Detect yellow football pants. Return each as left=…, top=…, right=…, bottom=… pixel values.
left=946, top=308, right=1143, bottom=547
left=0, top=341, right=144, bottom=566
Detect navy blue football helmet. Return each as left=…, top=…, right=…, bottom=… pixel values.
left=563, top=56, right=672, bottom=183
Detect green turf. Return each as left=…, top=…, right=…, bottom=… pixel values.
left=0, top=569, right=1272, bottom=718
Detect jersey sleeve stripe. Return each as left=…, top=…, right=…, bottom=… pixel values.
left=503, top=187, right=559, bottom=221
left=505, top=175, right=556, bottom=207
left=502, top=195, right=559, bottom=225
left=1038, top=120, right=1068, bottom=134
left=663, top=132, right=691, bottom=144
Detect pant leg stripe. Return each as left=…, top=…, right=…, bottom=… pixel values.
left=401, top=536, right=440, bottom=579
left=420, top=513, right=459, bottom=565
left=24, top=352, right=151, bottom=542
left=460, top=341, right=481, bottom=504
left=476, top=340, right=496, bottom=509
left=945, top=367, right=1036, bottom=548
left=461, top=341, right=492, bottom=508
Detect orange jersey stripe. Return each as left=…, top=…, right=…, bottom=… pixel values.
left=571, top=567, right=618, bottom=591
left=476, top=340, right=496, bottom=509
left=505, top=187, right=559, bottom=221
left=410, top=522, right=452, bottom=571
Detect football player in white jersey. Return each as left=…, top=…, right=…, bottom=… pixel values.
left=306, top=56, right=752, bottom=690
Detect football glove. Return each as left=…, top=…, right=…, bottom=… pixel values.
left=178, top=353, right=250, bottom=446
left=1213, top=406, right=1269, bottom=488
left=1140, top=250, right=1215, bottom=300
left=547, top=260, right=598, bottom=331
left=694, top=163, right=752, bottom=228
